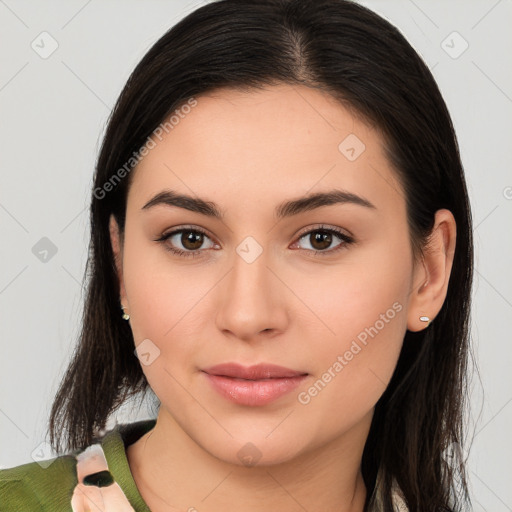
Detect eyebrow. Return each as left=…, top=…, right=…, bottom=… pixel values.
left=141, top=188, right=376, bottom=219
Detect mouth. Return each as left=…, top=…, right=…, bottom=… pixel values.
left=201, top=363, right=309, bottom=406
left=202, top=362, right=308, bottom=380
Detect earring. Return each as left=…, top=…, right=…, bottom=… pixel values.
left=419, top=315, right=430, bottom=326
left=121, top=305, right=130, bottom=321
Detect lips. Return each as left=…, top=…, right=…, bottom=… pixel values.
left=202, top=363, right=307, bottom=380
left=201, top=363, right=308, bottom=406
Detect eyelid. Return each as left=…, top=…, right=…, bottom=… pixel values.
left=158, top=223, right=353, bottom=242
left=159, top=224, right=215, bottom=241
left=294, top=223, right=354, bottom=241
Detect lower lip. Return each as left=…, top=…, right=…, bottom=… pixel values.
left=203, top=372, right=308, bottom=406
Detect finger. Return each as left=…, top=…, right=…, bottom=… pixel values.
left=94, top=482, right=136, bottom=511
left=71, top=483, right=105, bottom=512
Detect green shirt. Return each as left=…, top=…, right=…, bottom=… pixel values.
left=0, top=419, right=156, bottom=511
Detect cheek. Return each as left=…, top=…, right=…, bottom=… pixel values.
left=291, top=246, right=410, bottom=424
left=121, top=224, right=210, bottom=335
left=120, top=232, right=199, bottom=366
left=122, top=259, right=208, bottom=408
left=288, top=239, right=410, bottom=344
left=292, top=311, right=407, bottom=441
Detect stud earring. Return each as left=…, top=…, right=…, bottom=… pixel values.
left=419, top=315, right=430, bottom=326
left=121, top=305, right=130, bottom=321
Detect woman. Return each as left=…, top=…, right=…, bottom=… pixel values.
left=0, top=0, right=473, bottom=510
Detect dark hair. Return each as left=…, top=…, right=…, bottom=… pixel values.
left=48, top=1, right=474, bottom=510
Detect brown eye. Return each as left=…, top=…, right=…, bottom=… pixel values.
left=156, top=227, right=216, bottom=258
left=309, top=231, right=333, bottom=251
left=180, top=230, right=204, bottom=250
left=295, top=226, right=354, bottom=255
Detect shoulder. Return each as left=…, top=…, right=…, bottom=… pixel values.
left=0, top=453, right=78, bottom=510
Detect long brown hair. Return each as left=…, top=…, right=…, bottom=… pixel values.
left=48, top=1, right=474, bottom=510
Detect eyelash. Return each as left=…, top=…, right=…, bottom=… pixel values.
left=154, top=224, right=355, bottom=259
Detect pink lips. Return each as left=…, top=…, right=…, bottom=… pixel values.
left=202, top=363, right=308, bottom=406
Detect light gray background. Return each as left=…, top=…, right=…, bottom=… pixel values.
left=1, top=0, right=511, bottom=510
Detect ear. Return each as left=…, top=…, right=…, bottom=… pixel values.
left=109, top=214, right=127, bottom=305
left=407, top=209, right=457, bottom=332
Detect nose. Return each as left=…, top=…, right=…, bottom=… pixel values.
left=215, top=243, right=289, bottom=343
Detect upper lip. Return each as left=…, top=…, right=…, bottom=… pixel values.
left=202, top=363, right=308, bottom=380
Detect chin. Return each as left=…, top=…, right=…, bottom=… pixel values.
left=194, top=426, right=315, bottom=468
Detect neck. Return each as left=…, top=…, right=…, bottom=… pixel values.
left=127, top=409, right=371, bottom=512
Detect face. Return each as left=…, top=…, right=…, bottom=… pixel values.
left=112, top=84, right=422, bottom=466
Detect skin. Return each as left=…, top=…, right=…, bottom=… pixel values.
left=110, top=84, right=456, bottom=512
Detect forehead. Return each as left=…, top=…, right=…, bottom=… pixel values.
left=128, top=84, right=403, bottom=216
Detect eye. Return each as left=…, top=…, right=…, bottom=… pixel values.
left=154, top=226, right=216, bottom=258
left=292, top=225, right=354, bottom=256
left=154, top=224, right=354, bottom=259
